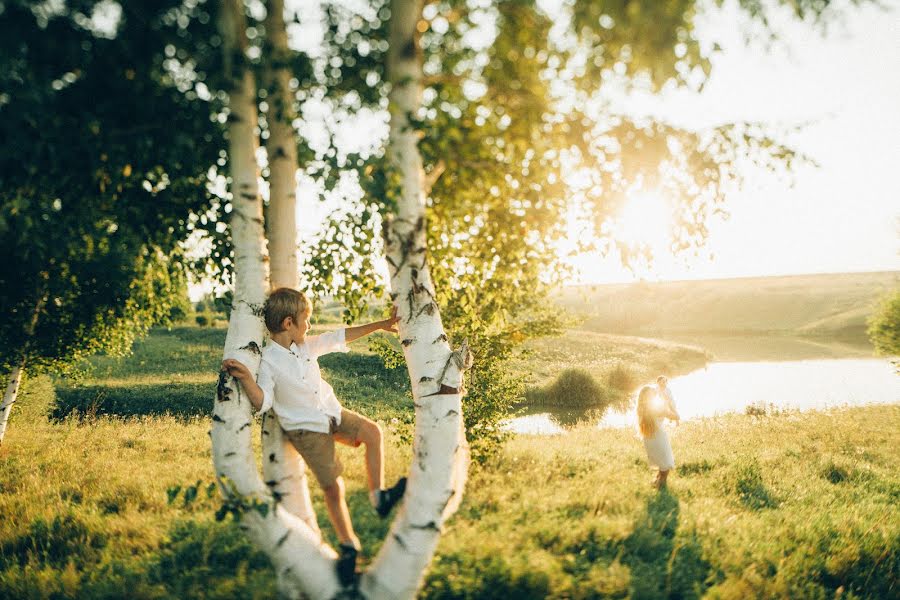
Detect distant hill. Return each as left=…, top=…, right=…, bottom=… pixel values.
left=557, top=271, right=899, bottom=339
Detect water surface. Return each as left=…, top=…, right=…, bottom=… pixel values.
left=509, top=358, right=899, bottom=435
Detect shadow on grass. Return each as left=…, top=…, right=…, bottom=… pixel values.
left=52, top=383, right=212, bottom=421
left=623, top=491, right=711, bottom=600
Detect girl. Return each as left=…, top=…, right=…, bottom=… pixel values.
left=637, top=385, right=680, bottom=489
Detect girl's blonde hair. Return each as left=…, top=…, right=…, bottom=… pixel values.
left=637, top=386, right=657, bottom=438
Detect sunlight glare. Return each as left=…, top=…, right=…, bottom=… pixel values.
left=612, top=190, right=673, bottom=255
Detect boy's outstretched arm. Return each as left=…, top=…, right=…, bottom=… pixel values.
left=221, top=359, right=265, bottom=411
left=344, top=307, right=400, bottom=343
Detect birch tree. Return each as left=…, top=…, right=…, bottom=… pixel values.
left=358, top=0, right=471, bottom=595
left=259, top=0, right=321, bottom=540
left=211, top=1, right=342, bottom=597
left=211, top=1, right=468, bottom=596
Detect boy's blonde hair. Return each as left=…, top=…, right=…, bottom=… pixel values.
left=264, top=288, right=311, bottom=333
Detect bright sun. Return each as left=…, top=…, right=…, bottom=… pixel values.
left=612, top=190, right=673, bottom=255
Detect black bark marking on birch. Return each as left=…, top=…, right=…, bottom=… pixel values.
left=393, top=533, right=408, bottom=551
left=269, top=453, right=277, bottom=463
left=440, top=489, right=456, bottom=513
left=416, top=302, right=436, bottom=317
left=262, top=429, right=270, bottom=435
left=401, top=38, right=416, bottom=59
left=386, top=255, right=398, bottom=270
left=225, top=452, right=236, bottom=457
left=216, top=371, right=232, bottom=402
left=276, top=530, right=290, bottom=547
left=421, top=384, right=459, bottom=397
left=445, top=409, right=459, bottom=417
left=433, top=334, right=447, bottom=344
left=410, top=521, right=439, bottom=531
left=239, top=341, right=261, bottom=355
left=419, top=376, right=434, bottom=383
left=212, top=414, right=226, bottom=423
left=237, top=421, right=251, bottom=432
left=239, top=192, right=256, bottom=200
left=272, top=146, right=287, bottom=160
left=389, top=292, right=399, bottom=301
left=401, top=338, right=415, bottom=347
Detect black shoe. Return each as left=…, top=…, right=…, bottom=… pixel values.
left=376, top=477, right=408, bottom=518
left=336, top=543, right=358, bottom=587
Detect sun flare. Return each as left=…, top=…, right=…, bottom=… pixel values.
left=613, top=191, right=674, bottom=254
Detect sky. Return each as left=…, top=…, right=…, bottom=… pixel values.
left=565, top=0, right=900, bottom=283
left=238, top=0, right=900, bottom=302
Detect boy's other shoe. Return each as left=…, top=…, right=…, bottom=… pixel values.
left=376, top=477, right=408, bottom=518
left=336, top=543, right=358, bottom=587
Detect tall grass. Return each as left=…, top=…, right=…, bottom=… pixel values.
left=1, top=327, right=897, bottom=598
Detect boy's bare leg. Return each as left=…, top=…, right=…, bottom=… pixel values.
left=337, top=418, right=384, bottom=504
left=322, top=477, right=360, bottom=549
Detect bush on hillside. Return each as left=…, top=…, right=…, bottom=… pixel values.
left=527, top=368, right=610, bottom=409
left=867, top=289, right=900, bottom=356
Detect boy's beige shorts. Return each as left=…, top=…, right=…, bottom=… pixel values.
left=283, top=409, right=368, bottom=488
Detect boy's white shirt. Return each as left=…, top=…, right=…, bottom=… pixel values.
left=257, top=328, right=349, bottom=433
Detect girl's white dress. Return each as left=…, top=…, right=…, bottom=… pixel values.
left=642, top=417, right=675, bottom=470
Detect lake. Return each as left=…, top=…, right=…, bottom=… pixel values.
left=508, top=357, right=900, bottom=435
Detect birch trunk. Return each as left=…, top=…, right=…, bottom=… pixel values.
left=361, top=0, right=470, bottom=596
left=260, top=0, right=320, bottom=539
left=0, top=365, right=23, bottom=446
left=212, top=2, right=338, bottom=597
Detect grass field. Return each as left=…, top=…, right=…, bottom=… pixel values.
left=559, top=271, right=898, bottom=341
left=1, top=325, right=897, bottom=599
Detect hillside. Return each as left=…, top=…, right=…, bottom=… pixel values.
left=558, top=271, right=898, bottom=339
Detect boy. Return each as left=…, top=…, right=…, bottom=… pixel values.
left=221, top=288, right=407, bottom=585
left=656, top=376, right=681, bottom=424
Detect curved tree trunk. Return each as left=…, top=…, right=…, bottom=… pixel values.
left=360, top=0, right=470, bottom=597
left=0, top=364, right=23, bottom=446
left=260, top=0, right=321, bottom=540
left=211, top=2, right=339, bottom=597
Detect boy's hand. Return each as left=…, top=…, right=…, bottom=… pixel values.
left=381, top=306, right=400, bottom=333
left=221, top=358, right=251, bottom=381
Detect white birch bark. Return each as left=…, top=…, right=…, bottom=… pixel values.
left=361, top=0, right=471, bottom=596
left=212, top=2, right=338, bottom=597
left=260, top=0, right=320, bottom=540
left=0, top=365, right=23, bottom=446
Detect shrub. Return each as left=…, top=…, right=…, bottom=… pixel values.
left=606, top=364, right=638, bottom=393
left=529, top=368, right=609, bottom=409
left=867, top=289, right=900, bottom=356
left=195, top=315, right=208, bottom=327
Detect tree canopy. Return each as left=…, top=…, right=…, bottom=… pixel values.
left=0, top=0, right=222, bottom=375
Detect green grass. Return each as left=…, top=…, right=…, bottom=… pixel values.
left=1, top=326, right=897, bottom=599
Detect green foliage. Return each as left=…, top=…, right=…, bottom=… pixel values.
left=0, top=1, right=222, bottom=378
left=195, top=315, right=209, bottom=327
left=606, top=364, right=638, bottom=393
left=462, top=359, right=523, bottom=464
left=867, top=288, right=900, bottom=356
left=527, top=368, right=609, bottom=409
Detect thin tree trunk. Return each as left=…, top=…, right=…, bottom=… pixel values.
left=361, top=0, right=470, bottom=596
left=0, top=364, right=23, bottom=446
left=261, top=0, right=321, bottom=540
left=211, top=2, right=339, bottom=597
